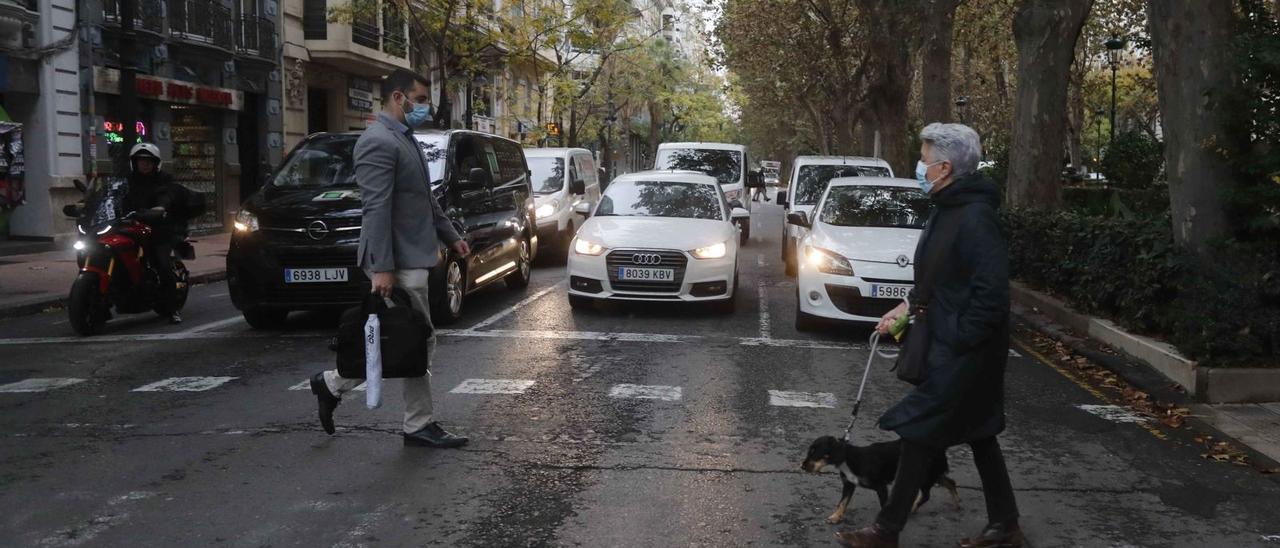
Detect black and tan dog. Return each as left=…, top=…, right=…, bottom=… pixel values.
left=801, top=436, right=960, bottom=524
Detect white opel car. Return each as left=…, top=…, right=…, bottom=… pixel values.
left=567, top=171, right=741, bottom=313
left=777, top=156, right=893, bottom=276
left=791, top=177, right=932, bottom=330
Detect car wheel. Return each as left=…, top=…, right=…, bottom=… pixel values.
left=568, top=293, right=593, bottom=311
left=505, top=237, right=532, bottom=290
left=243, top=307, right=289, bottom=329
left=784, top=238, right=797, bottom=277
left=738, top=220, right=751, bottom=245
left=432, top=257, right=466, bottom=325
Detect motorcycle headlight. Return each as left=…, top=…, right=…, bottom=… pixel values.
left=805, top=246, right=854, bottom=276
left=234, top=210, right=259, bottom=232
left=73, top=240, right=86, bottom=251
left=573, top=237, right=606, bottom=256
left=691, top=241, right=728, bottom=259
left=535, top=200, right=559, bottom=220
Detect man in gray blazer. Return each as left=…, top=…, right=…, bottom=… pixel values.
left=309, top=69, right=471, bottom=449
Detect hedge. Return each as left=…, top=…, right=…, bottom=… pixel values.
left=1004, top=209, right=1280, bottom=368
left=1062, top=186, right=1169, bottom=219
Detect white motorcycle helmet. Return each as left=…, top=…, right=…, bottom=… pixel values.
left=129, top=142, right=163, bottom=172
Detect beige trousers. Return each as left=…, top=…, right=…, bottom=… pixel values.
left=324, top=268, right=435, bottom=433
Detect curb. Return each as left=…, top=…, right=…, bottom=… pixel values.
left=0, top=270, right=227, bottom=320
left=1011, top=282, right=1280, bottom=404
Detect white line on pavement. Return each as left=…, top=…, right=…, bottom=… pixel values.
left=0, top=378, right=87, bottom=393
left=450, top=378, right=536, bottom=394
left=1077, top=404, right=1149, bottom=424
left=608, top=383, right=682, bottom=401
left=757, top=281, right=772, bottom=340
left=768, top=389, right=837, bottom=408
left=206, top=292, right=229, bottom=298
left=131, top=376, right=237, bottom=392
left=1009, top=348, right=1023, bottom=358
left=756, top=255, right=765, bottom=267
left=738, top=337, right=868, bottom=350
left=453, top=329, right=698, bottom=344
left=467, top=281, right=567, bottom=331
left=180, top=315, right=245, bottom=334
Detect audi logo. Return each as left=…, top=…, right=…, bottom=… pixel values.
left=631, top=253, right=663, bottom=265
left=306, top=220, right=330, bottom=241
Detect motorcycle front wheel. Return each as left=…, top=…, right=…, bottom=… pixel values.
left=68, top=272, right=107, bottom=336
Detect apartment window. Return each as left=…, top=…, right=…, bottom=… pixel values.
left=303, top=0, right=327, bottom=40
left=382, top=4, right=406, bottom=57
left=351, top=2, right=380, bottom=49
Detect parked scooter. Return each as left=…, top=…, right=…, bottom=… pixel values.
left=62, top=177, right=193, bottom=335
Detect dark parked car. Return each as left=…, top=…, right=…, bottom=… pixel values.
left=227, top=130, right=536, bottom=328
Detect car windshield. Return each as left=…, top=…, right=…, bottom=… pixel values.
left=272, top=134, right=359, bottom=188
left=527, top=157, right=564, bottom=194
left=794, top=164, right=891, bottom=204
left=654, top=148, right=743, bottom=187
left=596, top=181, right=724, bottom=220
left=818, top=185, right=932, bottom=228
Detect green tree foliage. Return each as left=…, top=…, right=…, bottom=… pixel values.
left=1225, top=0, right=1280, bottom=239
left=1099, top=130, right=1163, bottom=189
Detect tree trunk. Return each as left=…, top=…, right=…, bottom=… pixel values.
left=920, top=0, right=961, bottom=124
left=1147, top=0, right=1237, bottom=253
left=647, top=100, right=662, bottom=164
left=858, top=0, right=925, bottom=175
left=1006, top=0, right=1093, bottom=209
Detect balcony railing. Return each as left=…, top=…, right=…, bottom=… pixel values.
left=351, top=19, right=380, bottom=50
left=169, top=0, right=234, bottom=49
left=235, top=15, right=278, bottom=60
left=382, top=31, right=406, bottom=58
left=102, top=0, right=165, bottom=34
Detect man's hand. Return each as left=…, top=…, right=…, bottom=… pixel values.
left=371, top=271, right=396, bottom=298
left=877, top=302, right=909, bottom=335
left=452, top=240, right=471, bottom=257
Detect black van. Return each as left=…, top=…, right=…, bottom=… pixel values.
left=227, top=129, right=536, bottom=328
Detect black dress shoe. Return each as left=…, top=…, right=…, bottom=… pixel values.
left=310, top=372, right=340, bottom=435
left=958, top=520, right=1024, bottom=548
left=404, top=422, right=468, bottom=448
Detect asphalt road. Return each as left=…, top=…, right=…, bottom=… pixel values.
left=1, top=203, right=1278, bottom=547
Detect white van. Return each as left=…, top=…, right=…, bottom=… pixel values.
left=776, top=156, right=893, bottom=276
left=524, top=148, right=602, bottom=256
left=654, top=142, right=763, bottom=242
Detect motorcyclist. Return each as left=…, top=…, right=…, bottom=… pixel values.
left=124, top=143, right=187, bottom=324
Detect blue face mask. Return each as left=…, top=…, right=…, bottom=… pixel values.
left=915, top=160, right=940, bottom=194
left=404, top=102, right=432, bottom=128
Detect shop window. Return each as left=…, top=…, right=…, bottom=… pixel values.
left=169, top=106, right=222, bottom=231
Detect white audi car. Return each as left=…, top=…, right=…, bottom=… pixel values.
left=567, top=171, right=741, bottom=313
left=791, top=177, right=933, bottom=330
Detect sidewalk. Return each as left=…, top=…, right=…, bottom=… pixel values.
left=0, top=232, right=230, bottom=318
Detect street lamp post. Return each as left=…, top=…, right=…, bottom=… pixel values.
left=955, top=95, right=969, bottom=123
left=1094, top=107, right=1105, bottom=168
left=604, top=102, right=617, bottom=182
left=1105, top=36, right=1125, bottom=145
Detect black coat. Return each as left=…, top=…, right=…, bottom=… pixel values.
left=124, top=171, right=188, bottom=240
left=878, top=173, right=1010, bottom=449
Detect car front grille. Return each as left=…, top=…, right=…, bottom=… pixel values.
left=824, top=284, right=901, bottom=318
left=605, top=249, right=688, bottom=293
left=261, top=217, right=361, bottom=244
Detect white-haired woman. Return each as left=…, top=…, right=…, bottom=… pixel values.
left=837, top=123, right=1021, bottom=548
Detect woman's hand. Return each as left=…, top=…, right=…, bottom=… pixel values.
left=877, top=302, right=909, bottom=335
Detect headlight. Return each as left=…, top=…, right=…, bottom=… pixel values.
left=573, top=237, right=606, bottom=256
left=805, top=246, right=854, bottom=276
left=691, top=241, right=728, bottom=259
left=535, top=200, right=559, bottom=219
left=724, top=189, right=741, bottom=202
left=234, top=210, right=259, bottom=232
left=73, top=241, right=86, bottom=251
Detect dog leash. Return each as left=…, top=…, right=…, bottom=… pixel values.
left=841, top=305, right=907, bottom=443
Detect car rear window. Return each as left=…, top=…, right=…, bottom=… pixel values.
left=818, top=185, right=932, bottom=228
left=794, top=164, right=891, bottom=204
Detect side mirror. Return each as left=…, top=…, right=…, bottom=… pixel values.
left=569, top=177, right=586, bottom=195
left=572, top=201, right=592, bottom=217
left=73, top=179, right=87, bottom=193
left=786, top=211, right=810, bottom=228
left=730, top=206, right=749, bottom=220
left=776, top=190, right=788, bottom=207
left=461, top=167, right=492, bottom=190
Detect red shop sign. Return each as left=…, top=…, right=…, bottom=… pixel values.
left=196, top=88, right=232, bottom=106
left=167, top=82, right=194, bottom=101
left=136, top=78, right=164, bottom=97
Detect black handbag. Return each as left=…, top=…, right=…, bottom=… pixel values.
left=894, top=212, right=958, bottom=385
left=332, top=289, right=432, bottom=379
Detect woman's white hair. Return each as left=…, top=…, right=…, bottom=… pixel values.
left=920, top=123, right=982, bottom=177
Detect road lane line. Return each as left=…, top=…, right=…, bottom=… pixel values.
left=1076, top=404, right=1150, bottom=424
left=757, top=280, right=772, bottom=340
left=455, top=329, right=698, bottom=344
left=0, top=378, right=87, bottom=393
left=608, top=383, right=682, bottom=401
left=131, top=376, right=237, bottom=392
left=757, top=255, right=765, bottom=267
left=180, top=315, right=245, bottom=334
left=768, top=390, right=837, bottom=408
left=467, top=280, right=567, bottom=331
left=449, top=379, right=536, bottom=394
left=206, top=292, right=229, bottom=298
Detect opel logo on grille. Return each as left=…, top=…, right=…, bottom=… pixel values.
left=896, top=254, right=910, bottom=268
left=631, top=253, right=662, bottom=265
left=306, top=220, right=330, bottom=241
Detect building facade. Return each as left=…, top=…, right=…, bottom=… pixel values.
left=79, top=0, right=285, bottom=235
left=0, top=0, right=85, bottom=244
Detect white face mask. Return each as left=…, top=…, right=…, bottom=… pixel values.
left=915, top=160, right=943, bottom=193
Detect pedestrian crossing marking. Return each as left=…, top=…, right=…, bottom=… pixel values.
left=288, top=379, right=365, bottom=392
left=0, top=378, right=86, bottom=393
left=131, top=376, right=237, bottom=392
left=450, top=379, right=536, bottom=394
left=609, top=384, right=682, bottom=401
left=1077, top=404, right=1149, bottom=424
left=1009, top=348, right=1023, bottom=358
left=768, top=390, right=837, bottom=408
